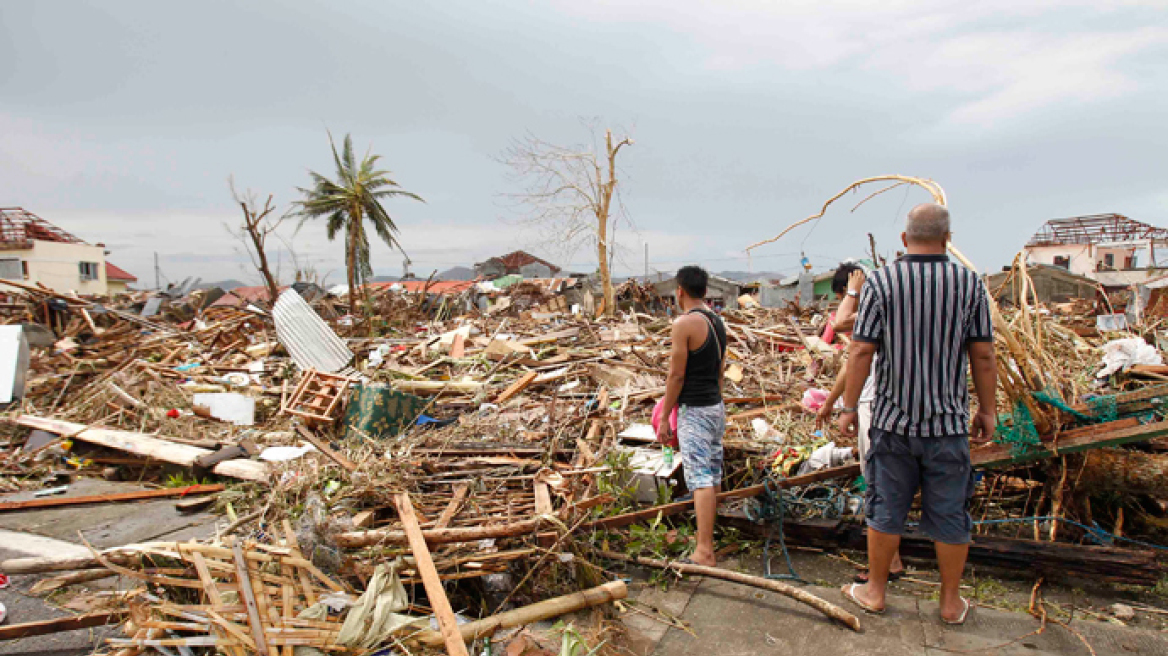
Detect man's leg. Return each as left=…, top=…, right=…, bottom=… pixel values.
left=920, top=435, right=975, bottom=622
left=678, top=404, right=723, bottom=567
left=692, top=486, right=717, bottom=566
left=854, top=528, right=901, bottom=610
left=847, top=429, right=916, bottom=611
left=859, top=404, right=904, bottom=576
left=935, top=541, right=970, bottom=620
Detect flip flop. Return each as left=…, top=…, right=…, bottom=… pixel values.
left=840, top=583, right=885, bottom=615
left=941, top=597, right=972, bottom=625
left=853, top=569, right=905, bottom=584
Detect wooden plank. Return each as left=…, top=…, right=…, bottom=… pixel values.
left=972, top=418, right=1165, bottom=469
left=724, top=394, right=787, bottom=405
left=0, top=484, right=224, bottom=512
left=534, top=481, right=553, bottom=516
left=282, top=519, right=317, bottom=606
left=294, top=425, right=356, bottom=472
left=12, top=415, right=268, bottom=482
left=494, top=370, right=538, bottom=404
left=450, top=333, right=466, bottom=359
left=393, top=493, right=470, bottom=656
left=189, top=550, right=247, bottom=656
left=232, top=542, right=272, bottom=656
left=0, top=611, right=128, bottom=640
left=434, top=483, right=470, bottom=529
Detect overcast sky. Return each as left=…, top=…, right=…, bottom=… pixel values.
left=2, top=1, right=1166, bottom=288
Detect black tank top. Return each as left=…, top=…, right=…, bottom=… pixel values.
left=677, top=308, right=726, bottom=407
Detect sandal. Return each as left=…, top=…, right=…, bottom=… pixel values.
left=941, top=597, right=972, bottom=625
left=840, top=583, right=885, bottom=615
left=853, top=569, right=905, bottom=584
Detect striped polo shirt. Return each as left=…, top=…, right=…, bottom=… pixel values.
left=853, top=254, right=994, bottom=437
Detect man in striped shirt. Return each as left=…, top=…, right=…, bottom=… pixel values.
left=837, top=203, right=998, bottom=625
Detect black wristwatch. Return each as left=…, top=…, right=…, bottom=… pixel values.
left=841, top=406, right=858, bottom=414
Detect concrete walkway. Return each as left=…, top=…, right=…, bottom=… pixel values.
left=624, top=574, right=1168, bottom=656
left=0, top=479, right=220, bottom=656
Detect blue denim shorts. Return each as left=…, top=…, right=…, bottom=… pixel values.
left=865, top=428, right=975, bottom=545
left=678, top=403, right=725, bottom=489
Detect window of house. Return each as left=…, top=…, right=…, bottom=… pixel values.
left=1053, top=256, right=1070, bottom=269
left=79, top=262, right=100, bottom=281
left=1103, top=253, right=1115, bottom=269
left=0, top=259, right=22, bottom=280
left=21, top=261, right=28, bottom=279
left=1131, top=254, right=1139, bottom=269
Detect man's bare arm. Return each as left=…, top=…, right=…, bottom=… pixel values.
left=968, top=341, right=998, bottom=441
left=658, top=318, right=692, bottom=441
left=842, top=341, right=877, bottom=409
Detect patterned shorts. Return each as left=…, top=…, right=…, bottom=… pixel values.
left=678, top=403, right=725, bottom=489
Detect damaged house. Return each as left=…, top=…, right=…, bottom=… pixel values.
left=0, top=207, right=137, bottom=297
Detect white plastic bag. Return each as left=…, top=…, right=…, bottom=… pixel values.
left=1097, top=337, right=1162, bottom=378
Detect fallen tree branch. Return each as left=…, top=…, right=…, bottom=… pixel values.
left=597, top=550, right=861, bottom=632
left=413, top=580, right=628, bottom=647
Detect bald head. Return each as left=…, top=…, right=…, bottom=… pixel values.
left=905, top=203, right=951, bottom=245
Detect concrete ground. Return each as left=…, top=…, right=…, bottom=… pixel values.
left=619, top=552, right=1168, bottom=656
left=0, top=478, right=220, bottom=656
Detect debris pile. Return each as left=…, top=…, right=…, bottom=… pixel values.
left=3, top=259, right=1168, bottom=651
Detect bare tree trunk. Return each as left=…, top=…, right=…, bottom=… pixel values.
left=252, top=231, right=280, bottom=305
left=230, top=181, right=284, bottom=306
left=599, top=130, right=618, bottom=317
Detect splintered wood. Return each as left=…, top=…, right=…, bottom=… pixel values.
left=105, top=530, right=348, bottom=655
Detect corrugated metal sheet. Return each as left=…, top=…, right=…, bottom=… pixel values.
left=272, top=289, right=353, bottom=373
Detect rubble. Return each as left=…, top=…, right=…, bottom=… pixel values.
left=3, top=257, right=1168, bottom=654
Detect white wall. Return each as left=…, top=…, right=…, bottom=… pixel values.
left=1025, top=244, right=1095, bottom=277
left=0, top=240, right=108, bottom=295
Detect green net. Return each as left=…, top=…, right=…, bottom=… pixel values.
left=997, top=399, right=1042, bottom=458
left=996, top=390, right=1120, bottom=458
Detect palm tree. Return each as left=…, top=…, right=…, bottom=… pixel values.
left=294, top=133, right=423, bottom=315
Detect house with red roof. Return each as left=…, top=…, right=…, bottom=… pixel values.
left=0, top=207, right=132, bottom=296
left=105, top=262, right=138, bottom=295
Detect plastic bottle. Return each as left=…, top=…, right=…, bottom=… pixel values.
left=663, top=445, right=674, bottom=469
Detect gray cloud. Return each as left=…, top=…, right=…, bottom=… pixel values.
left=1, top=0, right=1165, bottom=285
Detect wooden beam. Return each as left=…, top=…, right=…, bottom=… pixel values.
left=336, top=494, right=612, bottom=548
left=232, top=542, right=272, bottom=656
left=0, top=611, right=128, bottom=640
left=294, top=425, right=356, bottom=472
left=973, top=418, right=1168, bottom=469
left=581, top=464, right=860, bottom=532
left=0, top=484, right=224, bottom=512
left=494, top=370, right=538, bottom=404
left=12, top=415, right=268, bottom=482
left=534, top=480, right=553, bottom=516
left=434, top=483, right=470, bottom=529
left=394, top=493, right=470, bottom=656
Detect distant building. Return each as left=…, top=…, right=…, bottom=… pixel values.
left=0, top=207, right=121, bottom=296
left=474, top=250, right=561, bottom=279
left=105, top=262, right=138, bottom=296
left=653, top=274, right=742, bottom=310
left=984, top=263, right=1097, bottom=305
left=1024, top=214, right=1168, bottom=288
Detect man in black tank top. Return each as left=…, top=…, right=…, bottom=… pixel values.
left=657, top=266, right=727, bottom=567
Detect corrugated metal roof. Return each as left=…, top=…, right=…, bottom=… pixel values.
left=272, top=289, right=353, bottom=373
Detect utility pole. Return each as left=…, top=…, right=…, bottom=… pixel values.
left=154, top=252, right=160, bottom=290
